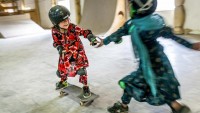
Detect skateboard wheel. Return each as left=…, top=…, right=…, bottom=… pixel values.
left=80, top=101, right=84, bottom=106
left=60, top=91, right=68, bottom=96
left=60, top=91, right=64, bottom=96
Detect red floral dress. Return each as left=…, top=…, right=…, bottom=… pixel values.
left=51, top=23, right=92, bottom=84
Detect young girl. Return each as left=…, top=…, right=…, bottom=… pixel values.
left=48, top=5, right=98, bottom=98
left=98, top=0, right=200, bottom=112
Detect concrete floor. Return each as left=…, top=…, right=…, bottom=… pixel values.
left=0, top=14, right=44, bottom=38
left=0, top=31, right=200, bottom=113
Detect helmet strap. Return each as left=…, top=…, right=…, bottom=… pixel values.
left=137, top=0, right=153, bottom=13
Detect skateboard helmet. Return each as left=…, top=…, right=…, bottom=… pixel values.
left=128, top=0, right=157, bottom=18
left=49, top=5, right=70, bottom=25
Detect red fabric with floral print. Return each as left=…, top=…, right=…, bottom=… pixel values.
left=51, top=23, right=92, bottom=84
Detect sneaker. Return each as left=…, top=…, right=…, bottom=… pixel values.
left=82, top=86, right=91, bottom=98
left=172, top=105, right=191, bottom=113
left=107, top=101, right=129, bottom=113
left=55, top=81, right=68, bottom=90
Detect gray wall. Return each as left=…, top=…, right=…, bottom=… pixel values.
left=79, top=0, right=116, bottom=34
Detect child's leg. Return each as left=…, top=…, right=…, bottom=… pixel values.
left=55, top=70, right=68, bottom=90
left=77, top=68, right=91, bottom=98
left=168, top=101, right=191, bottom=113
left=77, top=68, right=88, bottom=85
left=107, top=89, right=130, bottom=113
left=121, top=89, right=132, bottom=106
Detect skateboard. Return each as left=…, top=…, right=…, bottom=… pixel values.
left=60, top=84, right=99, bottom=106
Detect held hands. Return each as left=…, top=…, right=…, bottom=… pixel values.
left=92, top=37, right=104, bottom=48
left=192, top=42, right=200, bottom=51
left=87, top=34, right=104, bottom=48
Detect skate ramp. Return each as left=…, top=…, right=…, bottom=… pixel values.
left=105, top=0, right=127, bottom=35
left=0, top=14, right=45, bottom=38
left=79, top=0, right=126, bottom=35
left=0, top=0, right=126, bottom=38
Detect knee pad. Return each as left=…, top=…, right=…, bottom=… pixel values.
left=77, top=68, right=86, bottom=76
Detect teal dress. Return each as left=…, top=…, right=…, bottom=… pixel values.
left=103, top=14, right=192, bottom=105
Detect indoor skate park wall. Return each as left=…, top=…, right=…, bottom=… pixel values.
left=0, top=0, right=179, bottom=38
left=0, top=14, right=44, bottom=38
left=0, top=0, right=126, bottom=38
left=78, top=0, right=126, bottom=35
left=172, top=0, right=200, bottom=40
left=0, top=0, right=45, bottom=38
left=184, top=0, right=200, bottom=35
left=38, top=0, right=126, bottom=35
left=1, top=0, right=200, bottom=38
left=71, top=0, right=200, bottom=36
left=34, top=0, right=126, bottom=35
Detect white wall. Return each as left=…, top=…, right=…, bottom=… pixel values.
left=38, top=0, right=53, bottom=28
left=156, top=10, right=174, bottom=27
left=157, top=0, right=174, bottom=11
left=184, top=0, right=200, bottom=33
left=69, top=0, right=76, bottom=24
left=156, top=0, right=174, bottom=27
left=21, top=0, right=52, bottom=28
left=80, top=0, right=85, bottom=15
left=24, top=0, right=35, bottom=9
left=69, top=0, right=85, bottom=24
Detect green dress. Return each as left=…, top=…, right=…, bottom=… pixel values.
left=103, top=14, right=192, bottom=105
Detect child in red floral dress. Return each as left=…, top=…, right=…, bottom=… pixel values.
left=49, top=5, right=99, bottom=98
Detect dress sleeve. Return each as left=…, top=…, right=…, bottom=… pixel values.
left=51, top=28, right=62, bottom=48
left=103, top=23, right=129, bottom=45
left=71, top=24, right=93, bottom=38
left=159, top=26, right=193, bottom=48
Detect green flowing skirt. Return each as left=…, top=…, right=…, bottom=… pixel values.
left=120, top=43, right=180, bottom=106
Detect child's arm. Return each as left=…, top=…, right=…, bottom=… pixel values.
left=74, top=24, right=93, bottom=38
left=51, top=28, right=63, bottom=55
left=159, top=26, right=193, bottom=48
left=103, top=24, right=128, bottom=45
left=72, top=24, right=98, bottom=46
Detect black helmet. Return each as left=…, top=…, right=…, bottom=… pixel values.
left=49, top=5, right=70, bottom=25
left=128, top=0, right=157, bottom=18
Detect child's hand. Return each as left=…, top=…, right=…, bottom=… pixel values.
left=89, top=37, right=98, bottom=46
left=87, top=34, right=98, bottom=46
left=56, top=45, right=64, bottom=55
left=87, top=34, right=104, bottom=48
left=94, top=37, right=104, bottom=48
left=192, top=42, right=200, bottom=51
left=114, top=37, right=122, bottom=44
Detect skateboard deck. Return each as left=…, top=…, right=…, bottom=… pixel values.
left=60, top=84, right=99, bottom=106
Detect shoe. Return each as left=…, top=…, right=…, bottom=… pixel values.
left=55, top=81, right=68, bottom=90
left=107, top=101, right=129, bottom=113
left=82, top=86, right=91, bottom=98
left=172, top=105, right=191, bottom=113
